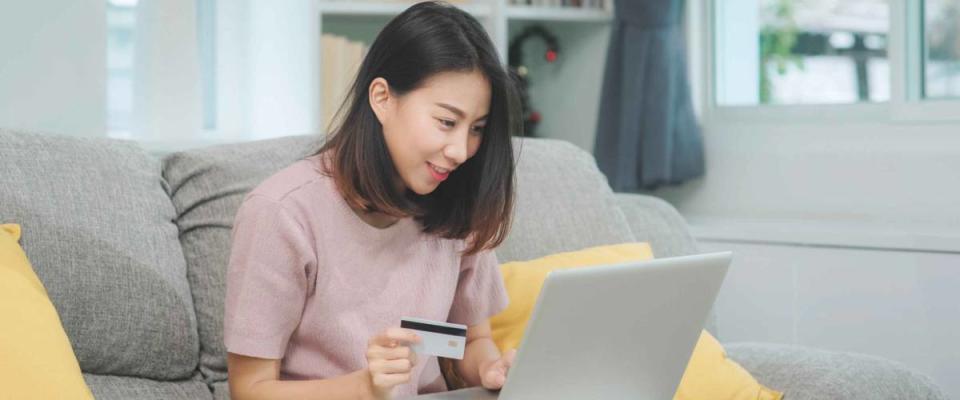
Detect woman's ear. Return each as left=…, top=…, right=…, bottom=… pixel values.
left=368, top=77, right=392, bottom=124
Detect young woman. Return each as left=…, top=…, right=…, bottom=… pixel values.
left=223, top=2, right=523, bottom=399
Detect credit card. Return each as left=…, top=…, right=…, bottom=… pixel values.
left=400, top=317, right=468, bottom=360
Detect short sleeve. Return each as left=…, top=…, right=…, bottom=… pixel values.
left=447, top=249, right=510, bottom=327
left=223, top=194, right=316, bottom=359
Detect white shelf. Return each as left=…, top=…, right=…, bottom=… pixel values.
left=318, top=1, right=492, bottom=18
left=317, top=2, right=612, bottom=22
left=316, top=0, right=613, bottom=151
left=506, top=5, right=612, bottom=22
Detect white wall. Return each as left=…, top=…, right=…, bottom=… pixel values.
left=653, top=119, right=960, bottom=229
left=700, top=240, right=960, bottom=400
left=0, top=0, right=106, bottom=136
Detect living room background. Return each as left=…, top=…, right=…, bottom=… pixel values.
left=1, top=0, right=958, bottom=398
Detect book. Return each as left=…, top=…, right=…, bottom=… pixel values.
left=321, top=34, right=368, bottom=134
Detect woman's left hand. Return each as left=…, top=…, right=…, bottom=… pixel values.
left=479, top=349, right=517, bottom=390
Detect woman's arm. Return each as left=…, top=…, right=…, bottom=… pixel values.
left=227, top=353, right=375, bottom=400
left=453, top=321, right=503, bottom=387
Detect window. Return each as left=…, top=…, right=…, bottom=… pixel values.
left=924, top=0, right=960, bottom=99
left=106, top=0, right=217, bottom=137
left=106, top=0, right=136, bottom=135
left=711, top=0, right=960, bottom=116
left=715, top=0, right=890, bottom=106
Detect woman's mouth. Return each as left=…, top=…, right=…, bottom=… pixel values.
left=427, top=162, right=451, bottom=182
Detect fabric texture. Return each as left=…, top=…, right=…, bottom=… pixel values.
left=675, top=333, right=783, bottom=400
left=489, top=243, right=782, bottom=400
left=498, top=138, right=636, bottom=263
left=162, top=134, right=323, bottom=383
left=0, top=224, right=94, bottom=400
left=83, top=373, right=212, bottom=400
left=211, top=380, right=230, bottom=400
left=726, top=343, right=948, bottom=400
left=594, top=0, right=704, bottom=190
left=0, top=129, right=198, bottom=380
left=614, top=193, right=699, bottom=258
left=223, top=155, right=509, bottom=398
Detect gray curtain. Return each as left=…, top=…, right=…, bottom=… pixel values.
left=593, top=0, right=704, bottom=191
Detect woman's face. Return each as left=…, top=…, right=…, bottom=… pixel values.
left=369, top=69, right=490, bottom=195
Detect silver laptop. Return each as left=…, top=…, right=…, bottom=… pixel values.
left=406, top=251, right=732, bottom=400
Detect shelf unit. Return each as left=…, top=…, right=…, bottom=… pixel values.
left=319, top=1, right=494, bottom=17
left=505, top=4, right=613, bottom=22
left=317, top=0, right=614, bottom=152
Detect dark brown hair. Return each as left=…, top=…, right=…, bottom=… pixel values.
left=315, top=1, right=522, bottom=255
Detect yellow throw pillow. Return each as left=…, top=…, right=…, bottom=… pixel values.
left=0, top=224, right=94, bottom=399
left=489, top=243, right=782, bottom=400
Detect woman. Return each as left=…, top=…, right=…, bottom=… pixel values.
left=223, top=2, right=523, bottom=399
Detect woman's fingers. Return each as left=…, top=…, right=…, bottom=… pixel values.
left=385, top=327, right=421, bottom=344
left=370, top=358, right=415, bottom=374
left=480, top=357, right=512, bottom=389
left=370, top=327, right=421, bottom=347
left=504, top=349, right=517, bottom=367
left=371, top=372, right=411, bottom=387
left=367, top=344, right=417, bottom=362
left=365, top=327, right=421, bottom=396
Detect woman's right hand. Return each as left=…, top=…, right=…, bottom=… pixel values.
left=365, top=327, right=421, bottom=399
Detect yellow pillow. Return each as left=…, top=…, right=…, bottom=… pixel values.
left=0, top=224, right=94, bottom=399
left=489, top=243, right=782, bottom=400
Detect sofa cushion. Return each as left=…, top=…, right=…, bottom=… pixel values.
left=211, top=380, right=230, bottom=400
left=726, top=342, right=948, bottom=400
left=162, top=135, right=323, bottom=383
left=0, top=224, right=94, bottom=399
left=0, top=129, right=199, bottom=380
left=84, top=373, right=213, bottom=400
left=498, top=138, right=636, bottom=263
left=614, top=193, right=699, bottom=258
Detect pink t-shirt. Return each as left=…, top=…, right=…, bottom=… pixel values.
left=223, top=154, right=510, bottom=397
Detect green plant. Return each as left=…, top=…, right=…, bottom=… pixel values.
left=759, top=0, right=804, bottom=103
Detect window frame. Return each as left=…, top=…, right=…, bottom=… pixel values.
left=698, top=0, right=960, bottom=125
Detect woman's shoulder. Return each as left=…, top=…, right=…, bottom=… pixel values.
left=245, top=154, right=333, bottom=206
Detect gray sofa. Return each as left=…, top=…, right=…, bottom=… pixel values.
left=0, top=129, right=946, bottom=400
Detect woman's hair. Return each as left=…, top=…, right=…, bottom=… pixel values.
left=316, top=1, right=522, bottom=255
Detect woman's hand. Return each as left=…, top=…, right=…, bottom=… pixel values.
left=478, top=348, right=517, bottom=390
left=365, top=327, right=421, bottom=400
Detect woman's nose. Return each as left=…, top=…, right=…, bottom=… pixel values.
left=443, top=130, right=469, bottom=165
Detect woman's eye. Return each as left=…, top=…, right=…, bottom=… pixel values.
left=471, top=125, right=485, bottom=135
left=438, top=119, right=455, bottom=128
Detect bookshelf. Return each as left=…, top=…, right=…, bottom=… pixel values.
left=505, top=5, right=613, bottom=22
left=318, top=0, right=613, bottom=152
left=319, top=1, right=494, bottom=17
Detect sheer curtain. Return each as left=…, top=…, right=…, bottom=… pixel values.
left=128, top=0, right=319, bottom=143
left=132, top=0, right=201, bottom=141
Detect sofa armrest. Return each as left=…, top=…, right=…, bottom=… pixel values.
left=613, top=193, right=699, bottom=258
left=726, top=342, right=947, bottom=400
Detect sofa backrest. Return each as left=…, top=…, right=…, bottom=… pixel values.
left=0, top=129, right=199, bottom=381
left=496, top=138, right=636, bottom=262
left=162, top=135, right=323, bottom=383
left=614, top=193, right=699, bottom=258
